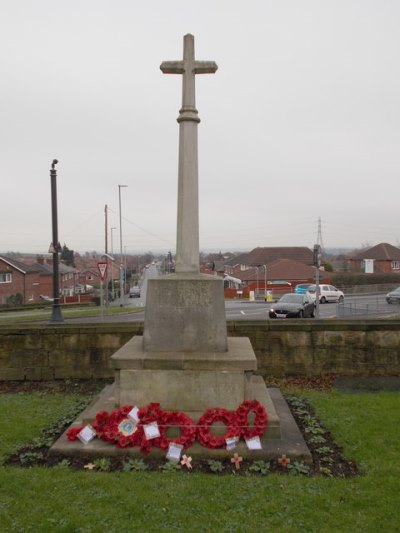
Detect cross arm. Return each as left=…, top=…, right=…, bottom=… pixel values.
left=160, top=61, right=185, bottom=74
left=194, top=61, right=218, bottom=74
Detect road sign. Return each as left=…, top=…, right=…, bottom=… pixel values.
left=97, top=262, right=108, bottom=281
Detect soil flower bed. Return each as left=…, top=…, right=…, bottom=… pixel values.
left=3, top=380, right=357, bottom=478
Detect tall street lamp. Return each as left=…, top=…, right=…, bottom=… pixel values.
left=118, top=184, right=128, bottom=306
left=49, top=159, right=63, bottom=323
left=263, top=265, right=267, bottom=300
left=110, top=226, right=117, bottom=301
left=255, top=267, right=259, bottom=300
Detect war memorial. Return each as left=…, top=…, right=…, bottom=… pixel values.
left=51, top=35, right=310, bottom=462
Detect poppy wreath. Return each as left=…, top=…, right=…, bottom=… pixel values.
left=136, top=402, right=165, bottom=453
left=91, top=405, right=144, bottom=449
left=196, top=407, right=240, bottom=449
left=66, top=425, right=85, bottom=441
left=236, top=400, right=268, bottom=440
left=156, top=411, right=196, bottom=451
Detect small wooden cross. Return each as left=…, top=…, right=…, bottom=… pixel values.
left=83, top=462, right=96, bottom=470
left=180, top=454, right=193, bottom=469
left=231, top=453, right=243, bottom=470
left=278, top=454, right=291, bottom=468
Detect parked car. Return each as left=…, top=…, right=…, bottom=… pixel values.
left=294, top=283, right=313, bottom=294
left=306, top=284, right=344, bottom=303
left=386, top=287, right=400, bottom=304
left=129, top=286, right=141, bottom=298
left=269, top=293, right=315, bottom=319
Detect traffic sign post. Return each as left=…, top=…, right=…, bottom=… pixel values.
left=97, top=262, right=107, bottom=281
left=313, top=245, right=321, bottom=319
left=97, top=262, right=108, bottom=320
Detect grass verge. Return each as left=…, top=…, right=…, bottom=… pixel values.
left=0, top=305, right=144, bottom=324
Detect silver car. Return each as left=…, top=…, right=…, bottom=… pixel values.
left=306, top=284, right=344, bottom=304
left=386, top=287, right=400, bottom=304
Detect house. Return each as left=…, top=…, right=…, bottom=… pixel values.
left=225, top=247, right=314, bottom=276
left=77, top=269, right=101, bottom=292
left=227, top=259, right=330, bottom=298
left=349, top=243, right=400, bottom=274
left=36, top=262, right=79, bottom=296
left=0, top=256, right=51, bottom=305
left=0, top=256, right=80, bottom=304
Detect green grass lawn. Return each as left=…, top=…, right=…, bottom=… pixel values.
left=0, top=389, right=399, bottom=532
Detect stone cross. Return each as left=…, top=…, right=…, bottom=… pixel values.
left=161, top=34, right=217, bottom=274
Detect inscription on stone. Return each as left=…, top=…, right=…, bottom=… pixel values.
left=159, top=282, right=210, bottom=308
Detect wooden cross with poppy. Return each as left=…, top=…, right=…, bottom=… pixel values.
left=278, top=454, right=291, bottom=468
left=180, top=455, right=193, bottom=469
left=231, top=453, right=243, bottom=470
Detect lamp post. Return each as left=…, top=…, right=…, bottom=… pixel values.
left=263, top=265, right=267, bottom=300
left=110, top=226, right=116, bottom=301
left=49, top=159, right=63, bottom=323
left=256, top=267, right=259, bottom=300
left=118, top=184, right=128, bottom=306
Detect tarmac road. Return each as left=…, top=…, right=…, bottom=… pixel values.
left=63, top=293, right=399, bottom=323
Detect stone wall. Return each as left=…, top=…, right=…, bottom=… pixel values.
left=0, top=320, right=399, bottom=380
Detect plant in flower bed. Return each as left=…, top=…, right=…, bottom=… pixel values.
left=285, top=395, right=358, bottom=478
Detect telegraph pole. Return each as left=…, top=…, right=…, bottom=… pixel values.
left=104, top=204, right=109, bottom=306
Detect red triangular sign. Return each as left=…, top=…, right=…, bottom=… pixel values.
left=97, top=262, right=107, bottom=280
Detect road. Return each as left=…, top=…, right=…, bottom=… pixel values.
left=64, top=292, right=400, bottom=323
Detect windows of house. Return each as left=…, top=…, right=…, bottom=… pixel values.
left=0, top=272, right=12, bottom=283
left=391, top=261, right=400, bottom=270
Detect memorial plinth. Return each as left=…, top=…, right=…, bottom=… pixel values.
left=111, top=336, right=255, bottom=409
left=143, top=273, right=227, bottom=352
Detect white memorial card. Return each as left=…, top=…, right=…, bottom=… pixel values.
left=225, top=436, right=239, bottom=451
left=143, top=421, right=160, bottom=440
left=127, top=406, right=140, bottom=423
left=77, top=425, right=96, bottom=445
left=245, top=436, right=262, bottom=450
left=166, top=443, right=183, bottom=462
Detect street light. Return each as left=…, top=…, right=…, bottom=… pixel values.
left=263, top=265, right=267, bottom=300
left=255, top=267, right=259, bottom=300
left=118, top=185, right=128, bottom=306
left=49, top=159, right=63, bottom=323
left=110, top=227, right=116, bottom=301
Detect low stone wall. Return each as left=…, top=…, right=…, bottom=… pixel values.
left=0, top=320, right=399, bottom=380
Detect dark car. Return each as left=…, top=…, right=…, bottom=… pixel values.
left=269, top=293, right=315, bottom=319
left=386, top=287, right=400, bottom=304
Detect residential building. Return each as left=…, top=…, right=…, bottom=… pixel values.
left=349, top=243, right=400, bottom=274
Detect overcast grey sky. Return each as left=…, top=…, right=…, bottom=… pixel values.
left=1, top=0, right=399, bottom=254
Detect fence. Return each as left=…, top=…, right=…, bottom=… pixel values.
left=337, top=300, right=400, bottom=318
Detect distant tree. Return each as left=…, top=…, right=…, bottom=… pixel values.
left=322, top=261, right=334, bottom=272
left=143, top=252, right=154, bottom=265
left=60, top=244, right=75, bottom=267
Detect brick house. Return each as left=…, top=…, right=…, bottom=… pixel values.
left=36, top=262, right=79, bottom=296
left=0, top=256, right=79, bottom=304
left=225, top=247, right=314, bottom=277
left=0, top=256, right=51, bottom=304
left=78, top=269, right=101, bottom=290
left=233, top=258, right=330, bottom=297
left=349, top=243, right=400, bottom=274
